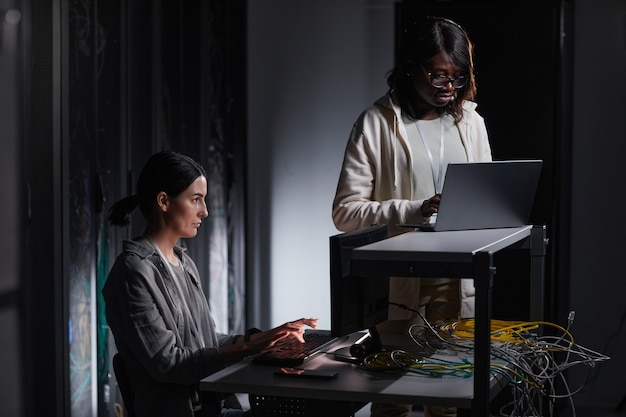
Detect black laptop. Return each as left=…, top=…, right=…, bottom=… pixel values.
left=399, top=160, right=543, bottom=232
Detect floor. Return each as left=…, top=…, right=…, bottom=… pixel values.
left=354, top=404, right=425, bottom=416
left=236, top=396, right=426, bottom=416
left=237, top=394, right=626, bottom=417
left=572, top=407, right=626, bottom=417
left=354, top=406, right=626, bottom=417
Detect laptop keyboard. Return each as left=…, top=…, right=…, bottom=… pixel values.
left=252, top=331, right=336, bottom=366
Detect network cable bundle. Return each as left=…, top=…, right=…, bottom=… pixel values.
left=360, top=310, right=609, bottom=417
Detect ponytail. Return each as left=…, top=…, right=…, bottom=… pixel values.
left=108, top=194, right=141, bottom=226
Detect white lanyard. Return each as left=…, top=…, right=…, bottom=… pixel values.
left=145, top=235, right=205, bottom=348
left=415, top=115, right=445, bottom=194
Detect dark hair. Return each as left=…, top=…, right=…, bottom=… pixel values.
left=108, top=151, right=207, bottom=226
left=387, top=16, right=477, bottom=123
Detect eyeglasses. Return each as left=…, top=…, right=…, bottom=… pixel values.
left=422, top=66, right=468, bottom=89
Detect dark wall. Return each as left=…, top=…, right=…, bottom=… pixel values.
left=0, top=2, right=23, bottom=415
left=21, top=1, right=67, bottom=415
left=19, top=1, right=247, bottom=416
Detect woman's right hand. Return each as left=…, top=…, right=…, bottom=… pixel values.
left=248, top=318, right=319, bottom=352
left=219, top=318, right=319, bottom=365
left=421, top=194, right=441, bottom=217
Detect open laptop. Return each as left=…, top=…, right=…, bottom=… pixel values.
left=399, top=160, right=543, bottom=232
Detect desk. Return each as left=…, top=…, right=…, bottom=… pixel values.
left=201, top=225, right=546, bottom=416
left=200, top=332, right=501, bottom=410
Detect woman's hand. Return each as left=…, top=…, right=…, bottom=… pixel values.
left=219, top=318, right=319, bottom=364
left=249, top=318, right=319, bottom=351
left=421, top=194, right=441, bottom=217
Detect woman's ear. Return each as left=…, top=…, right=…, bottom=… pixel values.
left=156, top=191, right=170, bottom=212
left=405, top=59, right=416, bottom=77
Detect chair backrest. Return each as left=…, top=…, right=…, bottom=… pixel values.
left=113, top=353, right=135, bottom=417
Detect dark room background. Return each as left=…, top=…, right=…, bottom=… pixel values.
left=1, top=0, right=625, bottom=416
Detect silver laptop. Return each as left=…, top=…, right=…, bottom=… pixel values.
left=399, top=160, right=543, bottom=232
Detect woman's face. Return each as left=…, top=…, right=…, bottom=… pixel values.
left=412, top=52, right=462, bottom=119
left=163, top=175, right=209, bottom=239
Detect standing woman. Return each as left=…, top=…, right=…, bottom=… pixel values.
left=332, top=17, right=492, bottom=417
left=104, top=151, right=317, bottom=417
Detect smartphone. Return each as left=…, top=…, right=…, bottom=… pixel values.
left=274, top=367, right=338, bottom=379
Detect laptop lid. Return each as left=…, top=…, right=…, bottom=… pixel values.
left=410, top=160, right=543, bottom=232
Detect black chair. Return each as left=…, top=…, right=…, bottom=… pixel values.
left=112, top=353, right=135, bottom=417
left=112, top=352, right=247, bottom=417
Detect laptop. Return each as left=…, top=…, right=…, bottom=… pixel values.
left=399, top=160, right=543, bottom=232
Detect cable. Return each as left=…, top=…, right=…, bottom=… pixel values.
left=366, top=301, right=611, bottom=416
left=360, top=350, right=474, bottom=378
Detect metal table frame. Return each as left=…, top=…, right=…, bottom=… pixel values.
left=350, top=225, right=547, bottom=416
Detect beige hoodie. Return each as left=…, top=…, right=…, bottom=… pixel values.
left=332, top=92, right=492, bottom=319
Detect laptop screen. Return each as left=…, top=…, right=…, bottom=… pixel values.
left=424, top=160, right=543, bottom=232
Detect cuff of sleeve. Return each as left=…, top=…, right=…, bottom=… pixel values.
left=244, top=327, right=262, bottom=342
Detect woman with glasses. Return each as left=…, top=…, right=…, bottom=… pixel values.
left=332, top=16, right=492, bottom=417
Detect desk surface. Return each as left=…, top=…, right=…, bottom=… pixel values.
left=352, top=226, right=532, bottom=264
left=200, top=333, right=502, bottom=409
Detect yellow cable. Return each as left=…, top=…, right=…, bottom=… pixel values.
left=440, top=319, right=574, bottom=348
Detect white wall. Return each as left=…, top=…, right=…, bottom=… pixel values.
left=247, top=0, right=396, bottom=329
left=248, top=0, right=626, bottom=411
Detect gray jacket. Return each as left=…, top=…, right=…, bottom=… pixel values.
left=103, top=239, right=239, bottom=417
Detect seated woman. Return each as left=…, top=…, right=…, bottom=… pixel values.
left=103, top=150, right=317, bottom=417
